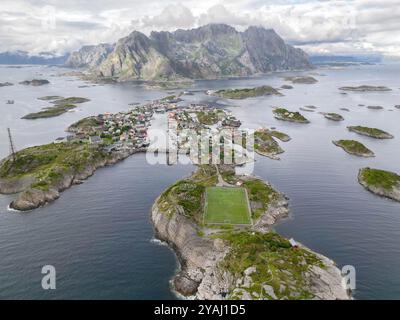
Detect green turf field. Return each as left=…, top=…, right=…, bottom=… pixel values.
left=204, top=187, right=252, bottom=225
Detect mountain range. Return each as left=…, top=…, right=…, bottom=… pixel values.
left=0, top=51, right=68, bottom=65
left=65, top=24, right=312, bottom=81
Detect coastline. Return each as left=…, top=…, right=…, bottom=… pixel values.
left=1, top=147, right=146, bottom=211
left=151, top=168, right=351, bottom=300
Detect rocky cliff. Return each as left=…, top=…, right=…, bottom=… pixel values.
left=151, top=169, right=350, bottom=300
left=67, top=24, right=311, bottom=81
left=0, top=148, right=145, bottom=211
left=65, top=43, right=114, bottom=69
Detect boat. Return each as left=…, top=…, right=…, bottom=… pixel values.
left=6, top=100, right=14, bottom=104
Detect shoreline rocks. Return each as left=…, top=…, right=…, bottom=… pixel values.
left=273, top=108, right=310, bottom=123
left=284, top=76, right=318, bottom=84
left=347, top=126, right=394, bottom=139
left=1, top=147, right=146, bottom=211
left=151, top=168, right=350, bottom=300
left=333, top=140, right=374, bottom=157
left=358, top=168, right=400, bottom=202
left=323, top=112, right=344, bottom=121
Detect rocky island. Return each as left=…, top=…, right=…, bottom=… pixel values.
left=284, top=76, right=318, bottom=84
left=367, top=106, right=384, bottom=110
left=213, top=86, right=282, bottom=99
left=339, top=85, right=391, bottom=92
left=0, top=82, right=13, bottom=87
left=347, top=126, right=394, bottom=139
left=323, top=112, right=344, bottom=121
left=151, top=165, right=350, bottom=300
left=253, top=129, right=284, bottom=160
left=19, top=79, right=50, bottom=86
left=273, top=108, right=310, bottom=123
left=358, top=168, right=400, bottom=202
left=333, top=140, right=375, bottom=157
left=22, top=97, right=90, bottom=119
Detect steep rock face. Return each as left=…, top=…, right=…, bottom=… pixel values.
left=243, top=26, right=311, bottom=72
left=151, top=200, right=233, bottom=299
left=99, top=31, right=175, bottom=81
left=65, top=43, right=114, bottom=69
left=70, top=24, right=312, bottom=80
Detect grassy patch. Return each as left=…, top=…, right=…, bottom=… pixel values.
left=215, top=86, right=281, bottom=99
left=273, top=108, right=309, bottom=123
left=196, top=110, right=223, bottom=125
left=348, top=126, right=393, bottom=138
left=204, top=187, right=251, bottom=225
left=333, top=140, right=374, bottom=156
left=22, top=104, right=77, bottom=119
left=216, top=231, right=324, bottom=299
left=360, top=168, right=400, bottom=191
left=0, top=142, right=109, bottom=191
left=243, top=179, right=278, bottom=220
left=254, top=130, right=283, bottom=156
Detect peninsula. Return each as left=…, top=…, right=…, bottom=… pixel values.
left=151, top=165, right=350, bottom=300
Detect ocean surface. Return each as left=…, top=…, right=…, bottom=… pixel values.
left=0, top=64, right=399, bottom=299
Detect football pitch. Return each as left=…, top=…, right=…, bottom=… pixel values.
left=204, top=187, right=252, bottom=225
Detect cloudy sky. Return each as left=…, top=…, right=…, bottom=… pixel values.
left=1, top=0, right=399, bottom=57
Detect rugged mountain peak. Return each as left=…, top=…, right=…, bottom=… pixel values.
left=67, top=23, right=312, bottom=80
left=65, top=43, right=114, bottom=69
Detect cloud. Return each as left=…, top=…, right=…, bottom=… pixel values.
left=142, top=4, right=196, bottom=29
left=0, top=0, right=399, bottom=57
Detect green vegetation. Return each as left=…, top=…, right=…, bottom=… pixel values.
left=204, top=187, right=251, bottom=225
left=215, top=231, right=324, bottom=300
left=339, top=85, right=391, bottom=92
left=284, top=76, right=317, bottom=84
left=158, top=165, right=218, bottom=223
left=215, top=86, right=281, bottom=99
left=157, top=165, right=281, bottom=224
left=0, top=142, right=109, bottom=192
left=254, top=130, right=284, bottom=158
left=68, top=116, right=103, bottom=134
left=196, top=109, right=224, bottom=125
left=359, top=168, right=400, bottom=191
left=333, top=140, right=374, bottom=157
left=273, top=108, right=309, bottom=123
left=22, top=104, right=77, bottom=119
left=52, top=97, right=90, bottom=104
left=347, top=126, right=394, bottom=139
left=323, top=113, right=344, bottom=121
left=22, top=97, right=90, bottom=120
left=243, top=179, right=279, bottom=220
left=269, top=130, right=291, bottom=142
left=37, top=96, right=64, bottom=101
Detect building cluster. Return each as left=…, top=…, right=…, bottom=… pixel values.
left=54, top=96, right=243, bottom=158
